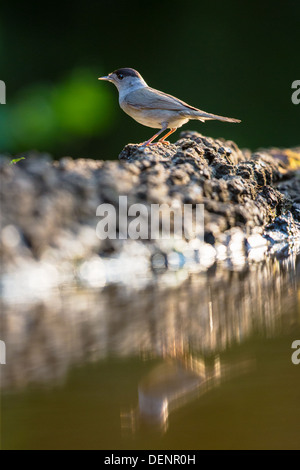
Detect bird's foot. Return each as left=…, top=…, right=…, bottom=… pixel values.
left=137, top=142, right=149, bottom=148
left=158, top=140, right=171, bottom=145
left=138, top=141, right=160, bottom=148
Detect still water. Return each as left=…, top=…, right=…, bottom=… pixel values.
left=1, top=252, right=300, bottom=449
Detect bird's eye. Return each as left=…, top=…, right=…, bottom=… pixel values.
left=117, top=73, right=124, bottom=80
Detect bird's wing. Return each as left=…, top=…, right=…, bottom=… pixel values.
left=124, top=87, right=241, bottom=123
left=125, top=87, right=200, bottom=113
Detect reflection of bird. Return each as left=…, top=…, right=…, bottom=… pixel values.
left=99, top=68, right=241, bottom=146
left=121, top=360, right=206, bottom=433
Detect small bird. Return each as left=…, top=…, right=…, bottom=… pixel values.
left=99, top=68, right=241, bottom=146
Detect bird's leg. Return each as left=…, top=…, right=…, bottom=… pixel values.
left=158, top=128, right=177, bottom=145
left=138, top=127, right=168, bottom=147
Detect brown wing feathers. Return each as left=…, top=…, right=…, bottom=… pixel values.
left=125, top=87, right=240, bottom=123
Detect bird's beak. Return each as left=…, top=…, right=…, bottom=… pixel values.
left=98, top=75, right=112, bottom=81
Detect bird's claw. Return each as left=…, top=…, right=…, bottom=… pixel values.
left=138, top=142, right=160, bottom=148
left=137, top=142, right=150, bottom=148
left=137, top=140, right=171, bottom=148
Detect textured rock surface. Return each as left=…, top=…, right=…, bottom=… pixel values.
left=1, top=132, right=300, bottom=390
left=1, top=131, right=300, bottom=293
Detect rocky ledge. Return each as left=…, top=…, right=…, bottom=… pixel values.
left=1, top=131, right=300, bottom=297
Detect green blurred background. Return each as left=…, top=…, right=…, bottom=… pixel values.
left=0, top=0, right=299, bottom=159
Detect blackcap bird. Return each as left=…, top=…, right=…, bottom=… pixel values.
left=99, top=68, right=240, bottom=146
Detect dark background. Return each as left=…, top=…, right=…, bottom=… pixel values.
left=0, top=0, right=299, bottom=159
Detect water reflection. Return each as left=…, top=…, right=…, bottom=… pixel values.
left=121, top=355, right=256, bottom=433
left=1, top=249, right=300, bottom=449
left=1, top=252, right=299, bottom=392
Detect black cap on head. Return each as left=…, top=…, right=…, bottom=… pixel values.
left=112, top=68, right=141, bottom=79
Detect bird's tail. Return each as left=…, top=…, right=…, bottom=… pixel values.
left=191, top=110, right=241, bottom=123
